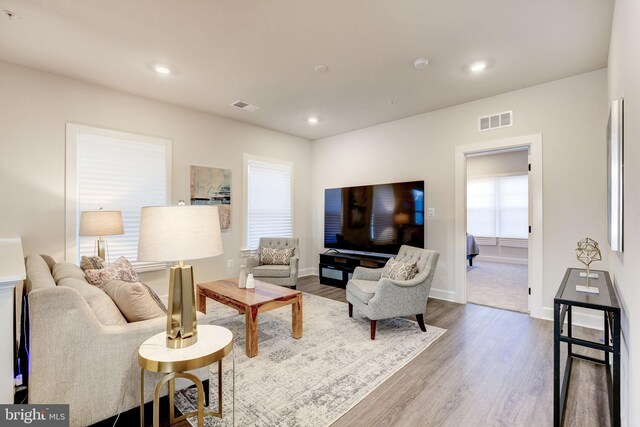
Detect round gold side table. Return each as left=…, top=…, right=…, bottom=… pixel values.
left=138, top=325, right=234, bottom=427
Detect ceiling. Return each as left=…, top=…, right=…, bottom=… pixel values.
left=0, top=0, right=614, bottom=140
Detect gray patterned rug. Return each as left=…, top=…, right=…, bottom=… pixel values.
left=175, top=293, right=445, bottom=426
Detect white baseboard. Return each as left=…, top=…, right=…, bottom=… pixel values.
left=299, top=267, right=318, bottom=277
left=541, top=306, right=604, bottom=331
left=475, top=255, right=528, bottom=265
left=428, top=288, right=457, bottom=302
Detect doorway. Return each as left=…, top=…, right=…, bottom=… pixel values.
left=465, top=148, right=529, bottom=312
left=454, top=134, right=543, bottom=319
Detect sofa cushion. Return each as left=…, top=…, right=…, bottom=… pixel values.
left=252, top=264, right=291, bottom=278
left=103, top=280, right=166, bottom=322
left=85, top=257, right=138, bottom=288
left=346, top=279, right=379, bottom=304
left=80, top=255, right=105, bottom=271
left=259, top=247, right=294, bottom=265
left=25, top=255, right=56, bottom=293
left=52, top=262, right=87, bottom=283
left=57, top=277, right=127, bottom=325
left=381, top=258, right=418, bottom=281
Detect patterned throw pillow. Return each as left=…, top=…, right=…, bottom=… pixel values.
left=80, top=255, right=105, bottom=271
left=85, top=256, right=139, bottom=288
left=260, top=247, right=295, bottom=265
left=381, top=258, right=419, bottom=281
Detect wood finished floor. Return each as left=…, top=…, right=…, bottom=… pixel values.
left=101, top=275, right=610, bottom=427
left=296, top=276, right=610, bottom=427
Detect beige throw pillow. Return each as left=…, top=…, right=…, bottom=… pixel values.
left=381, top=258, right=419, bottom=281
left=103, top=280, right=167, bottom=322
left=260, top=247, right=295, bottom=265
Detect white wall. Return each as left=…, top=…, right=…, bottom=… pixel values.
left=607, top=0, right=640, bottom=424
left=312, top=69, right=608, bottom=309
left=0, top=61, right=313, bottom=294
left=467, top=149, right=529, bottom=263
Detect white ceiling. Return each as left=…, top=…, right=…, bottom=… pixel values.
left=0, top=0, right=613, bottom=140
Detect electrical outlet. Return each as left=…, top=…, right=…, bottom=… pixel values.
left=427, top=208, right=435, bottom=217
left=227, top=259, right=234, bottom=268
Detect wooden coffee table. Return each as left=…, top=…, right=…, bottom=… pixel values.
left=197, top=278, right=302, bottom=358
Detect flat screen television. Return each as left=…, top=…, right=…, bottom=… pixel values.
left=324, top=180, right=425, bottom=255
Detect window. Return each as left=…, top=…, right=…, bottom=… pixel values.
left=467, top=174, right=528, bottom=245
left=244, top=155, right=293, bottom=250
left=66, top=124, right=171, bottom=270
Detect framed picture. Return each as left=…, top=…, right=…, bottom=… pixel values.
left=190, top=165, right=231, bottom=229
left=607, top=98, right=623, bottom=252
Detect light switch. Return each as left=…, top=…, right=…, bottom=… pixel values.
left=427, top=208, right=435, bottom=217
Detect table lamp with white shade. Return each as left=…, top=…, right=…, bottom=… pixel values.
left=137, top=203, right=223, bottom=349
left=79, top=209, right=124, bottom=261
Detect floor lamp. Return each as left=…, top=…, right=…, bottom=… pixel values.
left=137, top=204, right=223, bottom=349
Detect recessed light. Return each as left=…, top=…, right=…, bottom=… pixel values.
left=414, top=58, right=429, bottom=69
left=154, top=65, right=172, bottom=75
left=470, top=61, right=487, bottom=73
left=307, top=116, right=319, bottom=125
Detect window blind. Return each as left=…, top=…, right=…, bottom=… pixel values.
left=467, top=174, right=528, bottom=243
left=246, top=158, right=293, bottom=250
left=467, top=178, right=498, bottom=239
left=77, top=131, right=169, bottom=269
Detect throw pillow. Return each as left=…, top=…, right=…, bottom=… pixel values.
left=381, top=258, right=419, bottom=281
left=80, top=255, right=105, bottom=271
left=260, top=247, right=295, bottom=265
left=85, top=256, right=139, bottom=288
left=103, top=280, right=167, bottom=322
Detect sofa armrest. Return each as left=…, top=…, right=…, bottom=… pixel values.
left=352, top=266, right=383, bottom=281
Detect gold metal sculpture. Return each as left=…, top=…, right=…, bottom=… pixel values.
left=575, top=237, right=602, bottom=294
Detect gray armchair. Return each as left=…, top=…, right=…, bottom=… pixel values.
left=346, top=245, right=439, bottom=340
left=246, top=237, right=300, bottom=287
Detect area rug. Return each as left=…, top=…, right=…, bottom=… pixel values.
left=175, top=293, right=445, bottom=426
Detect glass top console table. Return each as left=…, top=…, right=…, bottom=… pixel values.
left=553, top=268, right=620, bottom=427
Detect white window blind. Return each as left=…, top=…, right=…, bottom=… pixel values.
left=467, top=178, right=498, bottom=239
left=76, top=130, right=169, bottom=269
left=246, top=158, right=293, bottom=250
left=498, top=175, right=528, bottom=239
left=467, top=174, right=528, bottom=242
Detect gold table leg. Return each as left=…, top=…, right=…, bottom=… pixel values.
left=140, top=369, right=145, bottom=427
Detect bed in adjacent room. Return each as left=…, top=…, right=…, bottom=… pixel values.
left=467, top=233, right=480, bottom=266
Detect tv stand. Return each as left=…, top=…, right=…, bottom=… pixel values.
left=319, top=252, right=390, bottom=287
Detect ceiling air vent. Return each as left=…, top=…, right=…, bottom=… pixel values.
left=231, top=100, right=262, bottom=112
left=479, top=110, right=513, bottom=131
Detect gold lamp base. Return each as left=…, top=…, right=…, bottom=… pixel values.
left=166, top=263, right=198, bottom=349
left=97, top=238, right=106, bottom=261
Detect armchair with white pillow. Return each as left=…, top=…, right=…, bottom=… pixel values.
left=346, top=245, right=439, bottom=340
left=246, top=237, right=300, bottom=287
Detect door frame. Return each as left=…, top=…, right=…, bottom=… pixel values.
left=454, top=133, right=543, bottom=318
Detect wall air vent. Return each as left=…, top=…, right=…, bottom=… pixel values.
left=231, top=100, right=262, bottom=112
left=479, top=110, right=513, bottom=131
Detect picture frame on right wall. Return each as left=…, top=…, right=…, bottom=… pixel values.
left=607, top=97, right=624, bottom=252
